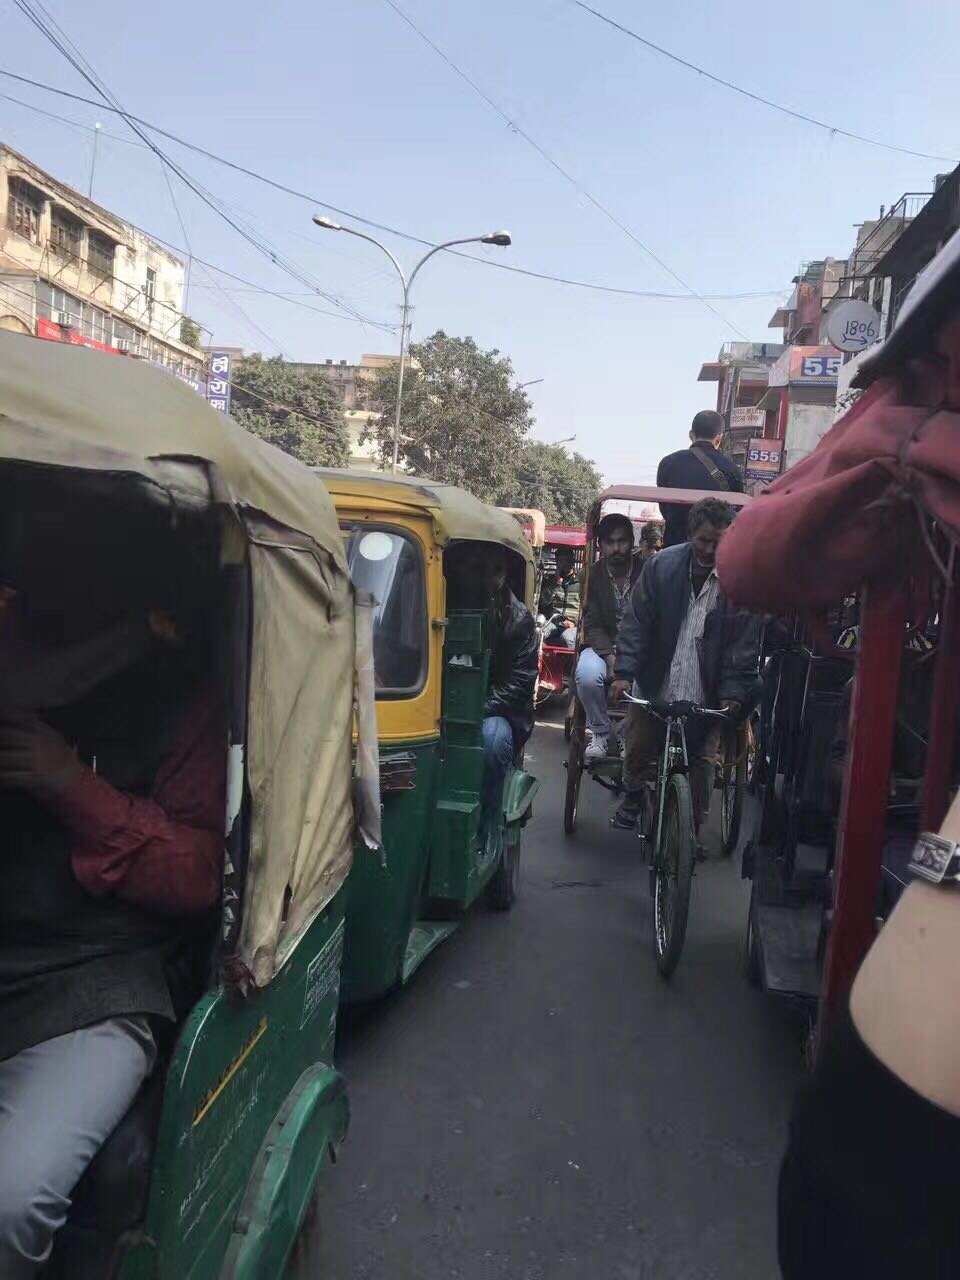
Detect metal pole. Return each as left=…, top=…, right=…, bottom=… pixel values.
left=88, top=122, right=101, bottom=199
left=392, top=281, right=410, bottom=473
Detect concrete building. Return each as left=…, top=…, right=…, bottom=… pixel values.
left=0, top=144, right=206, bottom=385
left=289, top=353, right=395, bottom=469
left=697, top=340, right=784, bottom=485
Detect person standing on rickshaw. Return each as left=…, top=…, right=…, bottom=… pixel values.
left=608, top=498, right=760, bottom=833
left=538, top=546, right=580, bottom=648
left=576, top=514, right=644, bottom=762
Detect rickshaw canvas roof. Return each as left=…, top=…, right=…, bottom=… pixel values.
left=0, top=331, right=355, bottom=986
left=0, top=329, right=347, bottom=570
left=315, top=468, right=535, bottom=567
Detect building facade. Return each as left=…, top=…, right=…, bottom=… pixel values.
left=0, top=144, right=206, bottom=384
left=697, top=340, right=784, bottom=485
left=289, top=353, right=394, bottom=469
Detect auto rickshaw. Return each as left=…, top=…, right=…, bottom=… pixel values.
left=0, top=330, right=365, bottom=1278
left=719, top=227, right=960, bottom=1043
left=315, top=470, right=540, bottom=1004
left=535, top=524, right=586, bottom=712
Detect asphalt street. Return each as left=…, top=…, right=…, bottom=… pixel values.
left=310, top=707, right=805, bottom=1279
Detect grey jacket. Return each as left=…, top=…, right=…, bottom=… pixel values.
left=614, top=543, right=761, bottom=706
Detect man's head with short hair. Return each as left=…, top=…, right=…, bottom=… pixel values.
left=597, top=513, right=634, bottom=574
left=554, top=547, right=575, bottom=576
left=640, top=521, right=663, bottom=550
left=687, top=497, right=736, bottom=571
left=690, top=410, right=725, bottom=445
left=449, top=542, right=508, bottom=610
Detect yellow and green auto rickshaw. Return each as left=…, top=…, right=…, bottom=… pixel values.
left=0, top=330, right=366, bottom=1279
left=315, top=470, right=540, bottom=1004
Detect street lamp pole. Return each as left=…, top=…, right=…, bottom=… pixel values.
left=313, top=216, right=511, bottom=473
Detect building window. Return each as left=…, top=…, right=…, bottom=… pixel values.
left=7, top=177, right=42, bottom=243
left=144, top=267, right=156, bottom=308
left=86, top=231, right=115, bottom=280
left=50, top=207, right=81, bottom=259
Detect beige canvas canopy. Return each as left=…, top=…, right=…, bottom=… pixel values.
left=0, top=330, right=355, bottom=985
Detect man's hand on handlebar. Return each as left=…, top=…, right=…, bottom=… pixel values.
left=721, top=699, right=741, bottom=719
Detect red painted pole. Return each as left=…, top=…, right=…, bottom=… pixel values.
left=821, top=585, right=906, bottom=1022
left=921, top=578, right=960, bottom=833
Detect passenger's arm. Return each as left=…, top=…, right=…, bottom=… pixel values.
left=485, top=612, right=538, bottom=717
left=56, top=696, right=225, bottom=916
left=582, top=573, right=615, bottom=657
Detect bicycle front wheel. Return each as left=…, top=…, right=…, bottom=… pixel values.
left=654, top=771, right=696, bottom=978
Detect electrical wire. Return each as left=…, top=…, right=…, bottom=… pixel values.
left=9, top=1, right=384, bottom=327
left=574, top=2, right=956, bottom=164
left=378, top=0, right=747, bottom=338
left=0, top=67, right=785, bottom=303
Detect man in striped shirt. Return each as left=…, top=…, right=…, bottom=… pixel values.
left=608, top=498, right=761, bottom=833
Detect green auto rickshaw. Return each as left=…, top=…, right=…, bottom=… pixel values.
left=0, top=330, right=364, bottom=1278
left=315, top=470, right=540, bottom=1004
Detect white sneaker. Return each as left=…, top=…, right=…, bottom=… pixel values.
left=584, top=734, right=608, bottom=761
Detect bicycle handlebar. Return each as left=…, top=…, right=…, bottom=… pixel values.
left=622, top=694, right=730, bottom=723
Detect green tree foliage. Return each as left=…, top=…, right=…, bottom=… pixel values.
left=500, top=440, right=603, bottom=524
left=362, top=330, right=534, bottom=501
left=231, top=354, right=349, bottom=468
left=180, top=316, right=202, bottom=349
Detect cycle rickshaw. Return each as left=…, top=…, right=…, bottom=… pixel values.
left=719, top=228, right=960, bottom=1044
left=562, top=484, right=751, bottom=975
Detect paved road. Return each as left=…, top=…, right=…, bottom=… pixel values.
left=310, top=709, right=804, bottom=1280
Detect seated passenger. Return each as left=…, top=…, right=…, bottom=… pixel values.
left=576, top=514, right=644, bottom=762
left=0, top=593, right=225, bottom=1277
left=448, top=545, right=537, bottom=818
left=538, top=547, right=580, bottom=648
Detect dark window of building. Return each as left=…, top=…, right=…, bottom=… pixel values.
left=7, top=177, right=42, bottom=243
left=144, top=267, right=156, bottom=307
left=86, top=231, right=115, bottom=280
left=50, top=207, right=81, bottom=259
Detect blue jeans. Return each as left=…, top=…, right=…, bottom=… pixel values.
left=575, top=646, right=610, bottom=737
left=482, top=715, right=515, bottom=815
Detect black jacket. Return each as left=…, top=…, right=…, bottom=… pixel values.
left=614, top=543, right=760, bottom=706
left=485, top=590, right=537, bottom=747
left=582, top=557, right=644, bottom=658
left=657, top=443, right=744, bottom=547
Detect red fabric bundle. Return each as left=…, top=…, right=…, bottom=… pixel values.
left=718, top=376, right=960, bottom=613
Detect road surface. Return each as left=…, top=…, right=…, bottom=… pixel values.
left=310, top=708, right=804, bottom=1279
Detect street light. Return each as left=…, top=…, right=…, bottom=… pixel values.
left=313, top=215, right=512, bottom=473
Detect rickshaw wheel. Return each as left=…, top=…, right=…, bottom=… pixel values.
left=488, top=823, right=521, bottom=910
left=745, top=710, right=761, bottom=794
left=720, top=739, right=746, bottom=858
left=743, top=884, right=761, bottom=987
left=563, top=700, right=575, bottom=741
left=563, top=732, right=583, bottom=835
left=654, top=773, right=695, bottom=978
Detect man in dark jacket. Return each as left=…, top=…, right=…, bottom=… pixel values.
left=448, top=544, right=537, bottom=815
left=609, top=498, right=760, bottom=831
left=538, top=546, right=580, bottom=648
left=657, top=410, right=744, bottom=548
left=575, top=514, right=644, bottom=762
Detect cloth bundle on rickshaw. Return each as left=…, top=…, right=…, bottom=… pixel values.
left=718, top=229, right=960, bottom=614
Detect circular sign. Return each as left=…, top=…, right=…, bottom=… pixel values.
left=825, top=299, right=881, bottom=353
left=357, top=531, right=394, bottom=562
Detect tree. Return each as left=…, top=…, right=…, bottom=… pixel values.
left=500, top=440, right=603, bottom=524
left=180, top=316, right=202, bottom=349
left=231, top=354, right=349, bottom=468
left=361, top=330, right=533, bottom=501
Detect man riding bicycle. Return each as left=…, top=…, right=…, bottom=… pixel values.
left=609, top=497, right=760, bottom=834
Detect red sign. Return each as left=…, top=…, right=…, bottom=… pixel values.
left=36, top=316, right=121, bottom=355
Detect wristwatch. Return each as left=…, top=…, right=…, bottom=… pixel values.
left=908, top=831, right=960, bottom=885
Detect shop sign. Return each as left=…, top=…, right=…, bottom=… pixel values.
left=207, top=351, right=232, bottom=414
left=744, top=439, right=783, bottom=482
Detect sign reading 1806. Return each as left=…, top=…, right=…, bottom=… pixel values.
left=799, top=354, right=843, bottom=380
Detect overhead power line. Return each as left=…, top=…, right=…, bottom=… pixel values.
left=9, top=1, right=383, bottom=328
left=0, top=68, right=780, bottom=305
left=574, top=2, right=956, bottom=164
left=378, top=0, right=747, bottom=338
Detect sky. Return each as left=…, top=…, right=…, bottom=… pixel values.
left=1, top=0, right=957, bottom=481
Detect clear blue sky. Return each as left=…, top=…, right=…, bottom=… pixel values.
left=2, top=0, right=957, bottom=479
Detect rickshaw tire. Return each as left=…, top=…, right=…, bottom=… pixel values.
left=743, top=885, right=761, bottom=987
left=654, top=773, right=695, bottom=979
left=563, top=734, right=583, bottom=835
left=488, top=823, right=521, bottom=910
left=721, top=751, right=746, bottom=858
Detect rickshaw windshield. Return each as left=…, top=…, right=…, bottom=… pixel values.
left=342, top=523, right=427, bottom=696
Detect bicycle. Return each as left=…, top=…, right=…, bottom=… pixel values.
left=623, top=695, right=730, bottom=977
